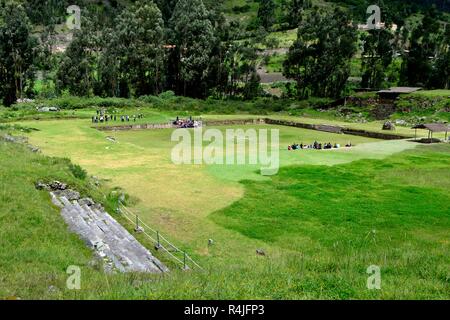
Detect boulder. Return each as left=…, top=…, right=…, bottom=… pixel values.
left=79, top=198, right=95, bottom=207
left=53, top=189, right=80, bottom=201
left=395, top=119, right=407, bottom=126
left=382, top=121, right=396, bottom=131
left=50, top=181, right=67, bottom=190
left=256, top=249, right=266, bottom=256
left=35, top=181, right=50, bottom=190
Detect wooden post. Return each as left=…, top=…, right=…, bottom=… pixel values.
left=135, top=215, right=139, bottom=230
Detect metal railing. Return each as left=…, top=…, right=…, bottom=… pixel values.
left=118, top=203, right=204, bottom=272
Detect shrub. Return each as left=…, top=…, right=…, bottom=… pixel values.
left=69, top=163, right=87, bottom=180
left=159, top=91, right=176, bottom=100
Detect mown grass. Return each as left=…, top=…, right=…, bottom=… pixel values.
left=1, top=132, right=449, bottom=299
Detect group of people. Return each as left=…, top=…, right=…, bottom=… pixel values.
left=288, top=141, right=353, bottom=151
left=92, top=109, right=144, bottom=124
left=173, top=116, right=200, bottom=128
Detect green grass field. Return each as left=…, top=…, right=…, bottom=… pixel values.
left=1, top=111, right=449, bottom=299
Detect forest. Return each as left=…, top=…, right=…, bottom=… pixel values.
left=0, top=0, right=449, bottom=106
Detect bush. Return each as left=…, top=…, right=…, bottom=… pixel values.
left=69, top=163, right=87, bottom=180
left=158, top=91, right=176, bottom=100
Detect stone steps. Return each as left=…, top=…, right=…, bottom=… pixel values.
left=52, top=192, right=168, bottom=273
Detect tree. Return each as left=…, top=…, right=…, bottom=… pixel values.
left=0, top=2, right=37, bottom=106
left=169, top=0, right=215, bottom=97
left=283, top=8, right=357, bottom=98
left=282, top=0, right=311, bottom=28
left=56, top=15, right=101, bottom=96
left=24, top=0, right=68, bottom=26
left=257, top=0, right=276, bottom=30
left=100, top=1, right=165, bottom=97
left=400, top=6, right=441, bottom=87
left=155, top=0, right=178, bottom=22
left=430, top=26, right=450, bottom=89
left=361, top=27, right=394, bottom=88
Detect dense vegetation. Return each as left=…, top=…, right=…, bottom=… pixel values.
left=0, top=0, right=448, bottom=106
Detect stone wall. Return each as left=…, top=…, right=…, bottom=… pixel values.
left=96, top=123, right=175, bottom=131
left=95, top=118, right=411, bottom=140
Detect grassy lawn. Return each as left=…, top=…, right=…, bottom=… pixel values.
left=1, top=112, right=449, bottom=299
left=410, top=90, right=450, bottom=98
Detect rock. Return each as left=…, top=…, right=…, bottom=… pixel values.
left=28, top=145, right=40, bottom=153
left=79, top=198, right=95, bottom=207
left=47, top=285, right=58, bottom=294
left=382, top=121, right=396, bottom=131
left=50, top=181, right=67, bottom=190
left=2, top=134, right=27, bottom=144
left=38, top=107, right=50, bottom=112
left=91, top=176, right=101, bottom=187
left=37, top=106, right=59, bottom=112
left=57, top=189, right=80, bottom=201
left=35, top=181, right=50, bottom=190
left=17, top=98, right=34, bottom=103
left=256, top=249, right=266, bottom=256
left=395, top=119, right=407, bottom=126
left=91, top=203, right=103, bottom=211
left=106, top=136, right=117, bottom=143
left=208, top=239, right=214, bottom=246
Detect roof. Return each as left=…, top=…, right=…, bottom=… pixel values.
left=412, top=123, right=450, bottom=132
left=378, top=87, right=422, bottom=94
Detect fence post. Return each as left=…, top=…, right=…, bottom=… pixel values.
left=183, top=252, right=187, bottom=270
left=135, top=214, right=139, bottom=230
left=156, top=231, right=160, bottom=249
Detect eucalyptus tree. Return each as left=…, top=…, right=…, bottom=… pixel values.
left=56, top=15, right=102, bottom=96
left=257, top=0, right=276, bottom=30
left=101, top=0, right=166, bottom=97
left=361, top=27, right=395, bottom=89
left=283, top=8, right=357, bottom=98
left=169, top=0, right=215, bottom=97
left=0, top=2, right=37, bottom=106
